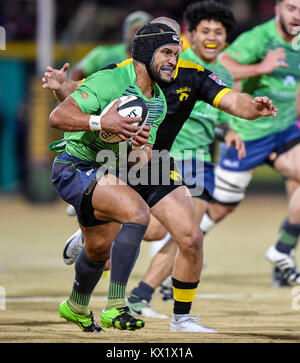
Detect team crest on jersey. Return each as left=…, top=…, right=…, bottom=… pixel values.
left=177, top=86, right=191, bottom=101
left=209, top=73, right=227, bottom=86
left=170, top=170, right=182, bottom=181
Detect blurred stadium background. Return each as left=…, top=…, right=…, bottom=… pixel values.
left=0, top=0, right=285, bottom=203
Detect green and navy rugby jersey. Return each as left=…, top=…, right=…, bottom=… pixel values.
left=121, top=84, right=165, bottom=133
left=49, top=59, right=166, bottom=165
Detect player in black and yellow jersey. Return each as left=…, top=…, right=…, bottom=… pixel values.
left=43, top=18, right=276, bottom=332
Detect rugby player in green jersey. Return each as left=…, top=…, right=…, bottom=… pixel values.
left=44, top=17, right=277, bottom=332
left=48, top=23, right=180, bottom=333
left=200, top=0, right=300, bottom=287
left=70, top=10, right=152, bottom=81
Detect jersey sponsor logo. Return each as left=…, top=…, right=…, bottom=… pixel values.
left=81, top=93, right=89, bottom=99
left=209, top=73, right=227, bottom=86
left=176, top=86, right=191, bottom=101
left=222, top=159, right=240, bottom=168
left=284, top=75, right=296, bottom=87
left=86, top=169, right=94, bottom=176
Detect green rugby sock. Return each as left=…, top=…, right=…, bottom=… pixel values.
left=68, top=248, right=106, bottom=315
left=105, top=222, right=147, bottom=310
left=276, top=218, right=300, bottom=254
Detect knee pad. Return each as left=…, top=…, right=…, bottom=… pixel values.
left=213, top=166, right=252, bottom=204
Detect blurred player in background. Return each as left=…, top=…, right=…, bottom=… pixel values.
left=70, top=10, right=152, bottom=81
left=200, top=0, right=300, bottom=287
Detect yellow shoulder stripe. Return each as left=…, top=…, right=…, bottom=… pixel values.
left=213, top=88, right=232, bottom=108
left=173, top=58, right=204, bottom=79
left=116, top=58, right=133, bottom=67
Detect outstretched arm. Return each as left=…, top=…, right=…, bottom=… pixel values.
left=218, top=90, right=277, bottom=120
left=42, top=63, right=81, bottom=102
left=220, top=48, right=288, bottom=81
left=44, top=63, right=151, bottom=144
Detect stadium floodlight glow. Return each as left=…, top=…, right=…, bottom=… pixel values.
left=0, top=26, right=6, bottom=50
left=36, top=0, right=55, bottom=75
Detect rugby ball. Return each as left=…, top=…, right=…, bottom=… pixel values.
left=98, top=95, right=149, bottom=144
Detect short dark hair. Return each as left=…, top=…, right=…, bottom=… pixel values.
left=184, top=1, right=236, bottom=36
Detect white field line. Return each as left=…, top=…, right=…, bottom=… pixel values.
left=1, top=292, right=280, bottom=304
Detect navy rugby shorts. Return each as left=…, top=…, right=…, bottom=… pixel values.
left=218, top=123, right=300, bottom=172
left=52, top=152, right=185, bottom=227
left=176, top=159, right=215, bottom=201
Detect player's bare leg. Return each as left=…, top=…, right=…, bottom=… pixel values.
left=61, top=173, right=150, bottom=331
left=144, top=214, right=167, bottom=241
left=59, top=221, right=120, bottom=333
left=146, top=196, right=206, bottom=280
left=273, top=144, right=300, bottom=183
left=285, top=179, right=299, bottom=201
left=142, top=240, right=178, bottom=289
left=151, top=186, right=203, bottom=281
left=129, top=193, right=209, bottom=308
left=265, top=145, right=300, bottom=285
left=150, top=186, right=215, bottom=332
left=129, top=186, right=205, bottom=316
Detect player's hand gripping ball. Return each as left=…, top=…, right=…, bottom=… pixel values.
left=99, top=95, right=149, bottom=143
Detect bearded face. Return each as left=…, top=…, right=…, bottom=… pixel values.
left=276, top=0, right=300, bottom=37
